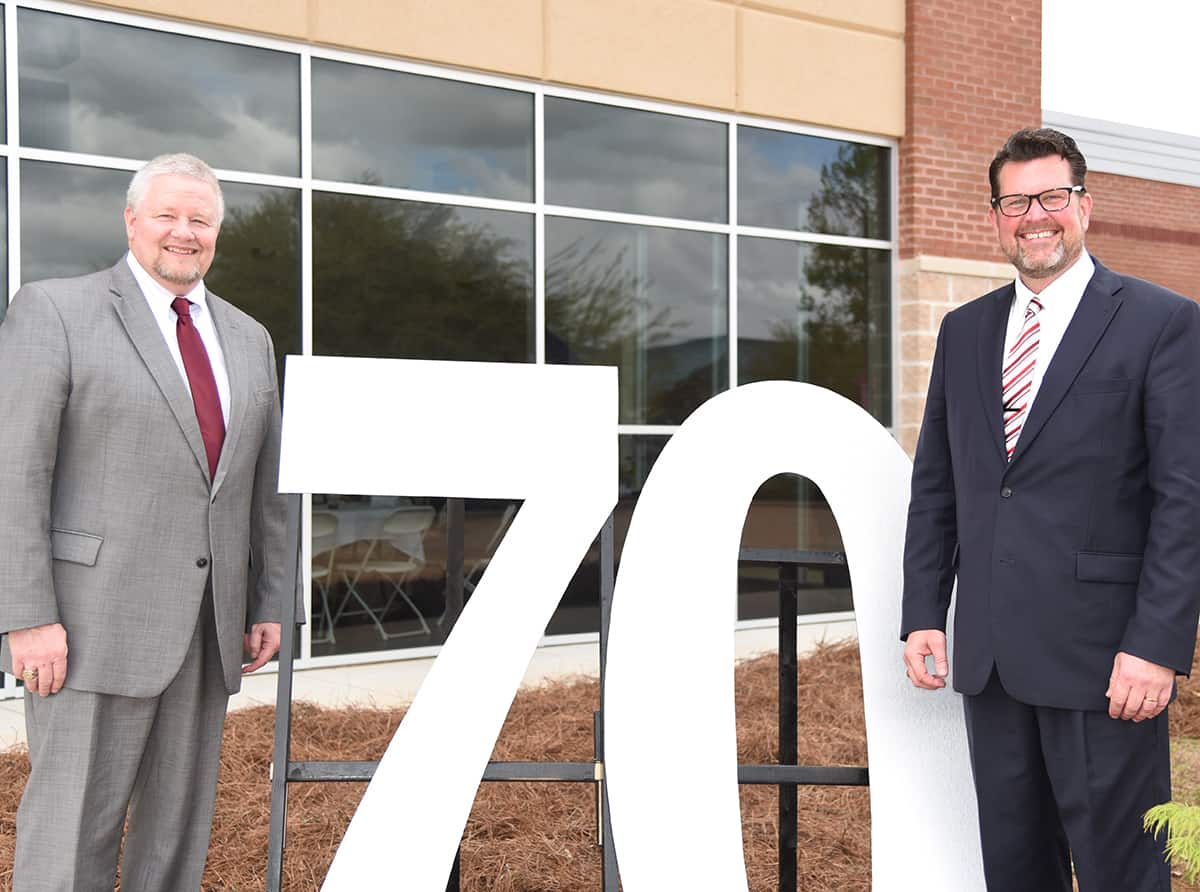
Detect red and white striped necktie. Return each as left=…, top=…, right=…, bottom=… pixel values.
left=1002, top=296, right=1043, bottom=460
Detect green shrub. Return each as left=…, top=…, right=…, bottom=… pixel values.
left=1145, top=802, right=1200, bottom=883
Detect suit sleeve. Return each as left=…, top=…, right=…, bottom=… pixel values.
left=0, top=285, right=69, bottom=634
left=1119, top=297, right=1200, bottom=675
left=900, top=317, right=958, bottom=640
left=244, top=327, right=294, bottom=628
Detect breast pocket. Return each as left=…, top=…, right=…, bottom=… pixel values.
left=1057, top=379, right=1133, bottom=457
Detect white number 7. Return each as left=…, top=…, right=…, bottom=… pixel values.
left=280, top=356, right=617, bottom=890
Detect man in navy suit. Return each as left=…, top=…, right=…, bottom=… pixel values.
left=901, top=128, right=1200, bottom=891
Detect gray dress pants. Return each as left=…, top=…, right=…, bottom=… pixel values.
left=13, top=592, right=230, bottom=892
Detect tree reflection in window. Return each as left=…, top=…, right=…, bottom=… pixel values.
left=206, top=186, right=301, bottom=380
left=806, top=142, right=890, bottom=239
left=738, top=129, right=889, bottom=240
left=739, top=145, right=891, bottom=424
left=546, top=219, right=727, bottom=425
left=313, top=190, right=533, bottom=363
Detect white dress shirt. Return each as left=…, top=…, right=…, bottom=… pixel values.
left=126, top=252, right=231, bottom=424
left=1002, top=251, right=1095, bottom=419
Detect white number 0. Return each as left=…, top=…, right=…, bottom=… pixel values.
left=279, top=357, right=983, bottom=891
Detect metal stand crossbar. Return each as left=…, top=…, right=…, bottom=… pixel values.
left=266, top=499, right=867, bottom=892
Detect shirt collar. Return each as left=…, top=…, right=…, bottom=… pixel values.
left=1014, top=251, right=1095, bottom=311
left=125, top=251, right=208, bottom=317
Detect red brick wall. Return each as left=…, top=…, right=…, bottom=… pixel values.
left=901, top=0, right=1042, bottom=260
left=1085, top=171, right=1200, bottom=299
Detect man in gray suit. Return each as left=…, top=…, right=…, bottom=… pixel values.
left=0, top=153, right=287, bottom=890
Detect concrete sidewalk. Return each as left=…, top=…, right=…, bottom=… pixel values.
left=0, top=619, right=856, bottom=749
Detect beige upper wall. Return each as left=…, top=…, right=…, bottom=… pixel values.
left=91, top=0, right=904, bottom=137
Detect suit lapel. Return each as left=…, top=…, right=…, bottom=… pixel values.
left=207, top=293, right=247, bottom=497
left=109, top=262, right=212, bottom=482
left=1007, top=260, right=1123, bottom=467
left=976, top=284, right=1013, bottom=460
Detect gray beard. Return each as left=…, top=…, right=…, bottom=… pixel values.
left=1006, top=235, right=1082, bottom=281
left=153, top=258, right=202, bottom=287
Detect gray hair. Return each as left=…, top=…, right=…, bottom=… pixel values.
left=126, top=153, right=225, bottom=225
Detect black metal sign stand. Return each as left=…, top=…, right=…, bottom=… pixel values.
left=265, top=498, right=866, bottom=892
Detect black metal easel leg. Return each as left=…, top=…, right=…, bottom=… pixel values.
left=598, top=515, right=620, bottom=892
left=445, top=847, right=462, bottom=892
left=266, top=492, right=303, bottom=892
left=778, top=563, right=799, bottom=892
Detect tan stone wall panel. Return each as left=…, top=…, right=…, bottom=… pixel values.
left=310, top=0, right=543, bottom=79
left=739, top=0, right=904, bottom=36
left=92, top=0, right=310, bottom=40
left=896, top=256, right=1018, bottom=457
left=739, top=10, right=903, bottom=136
left=546, top=0, right=736, bottom=109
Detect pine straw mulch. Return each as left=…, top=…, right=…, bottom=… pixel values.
left=2, top=640, right=1200, bottom=890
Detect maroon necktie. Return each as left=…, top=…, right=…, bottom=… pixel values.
left=172, top=297, right=225, bottom=479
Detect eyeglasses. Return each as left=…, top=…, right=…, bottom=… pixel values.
left=991, top=185, right=1085, bottom=217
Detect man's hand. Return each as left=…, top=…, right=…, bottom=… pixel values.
left=242, top=622, right=281, bottom=674
left=903, top=629, right=949, bottom=689
left=8, top=623, right=68, bottom=696
left=1106, top=651, right=1175, bottom=722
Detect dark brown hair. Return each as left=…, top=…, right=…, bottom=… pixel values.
left=988, top=128, right=1087, bottom=199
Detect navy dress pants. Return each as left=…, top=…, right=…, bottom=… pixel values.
left=963, top=670, right=1171, bottom=892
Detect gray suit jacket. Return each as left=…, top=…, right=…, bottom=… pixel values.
left=0, top=259, right=287, bottom=697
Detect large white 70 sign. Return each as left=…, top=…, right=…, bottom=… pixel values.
left=279, top=356, right=984, bottom=891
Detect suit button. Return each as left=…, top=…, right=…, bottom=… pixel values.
left=196, top=557, right=209, bottom=568
left=1000, top=487, right=1013, bottom=498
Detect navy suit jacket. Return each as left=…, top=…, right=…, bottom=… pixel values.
left=901, top=257, right=1200, bottom=711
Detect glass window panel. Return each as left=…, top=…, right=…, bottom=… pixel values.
left=19, top=9, right=299, bottom=175
left=20, top=161, right=300, bottom=371
left=0, top=11, right=7, bottom=145
left=310, top=496, right=521, bottom=657
left=738, top=237, right=890, bottom=425
left=312, top=59, right=533, bottom=201
left=553, top=434, right=669, bottom=637
left=739, top=127, right=889, bottom=239
left=313, top=193, right=534, bottom=362
left=566, top=438, right=851, bottom=624
left=546, top=218, right=728, bottom=425
left=0, top=168, right=7, bottom=324
left=21, top=160, right=127, bottom=283
left=204, top=183, right=301, bottom=376
left=546, top=98, right=727, bottom=222
left=739, top=475, right=851, bottom=620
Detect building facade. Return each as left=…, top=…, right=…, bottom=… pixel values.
left=0, top=0, right=1195, bottom=690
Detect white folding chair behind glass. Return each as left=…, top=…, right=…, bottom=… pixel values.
left=311, top=511, right=339, bottom=645
left=463, top=503, right=518, bottom=596
left=334, top=507, right=436, bottom=640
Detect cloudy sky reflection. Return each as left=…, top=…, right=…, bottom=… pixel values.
left=739, top=127, right=888, bottom=238
left=312, top=60, right=533, bottom=201
left=546, top=98, right=726, bottom=222
left=19, top=9, right=299, bottom=175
